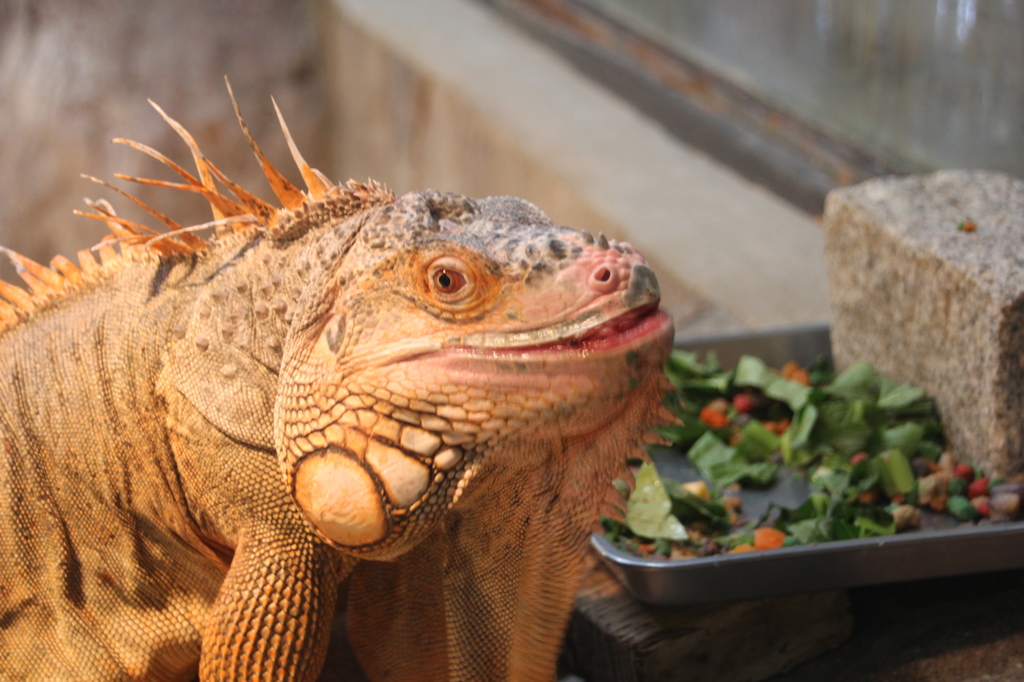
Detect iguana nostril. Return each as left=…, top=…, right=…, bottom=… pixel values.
left=589, top=265, right=619, bottom=293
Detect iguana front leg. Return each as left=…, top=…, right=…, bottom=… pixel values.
left=165, top=389, right=350, bottom=681
left=199, top=529, right=340, bottom=681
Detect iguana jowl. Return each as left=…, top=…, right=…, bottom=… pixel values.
left=0, top=88, right=673, bottom=681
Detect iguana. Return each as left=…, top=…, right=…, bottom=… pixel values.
left=0, top=85, right=673, bottom=681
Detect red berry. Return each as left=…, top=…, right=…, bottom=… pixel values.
left=732, top=393, right=754, bottom=414
left=968, top=477, right=990, bottom=499
left=954, top=464, right=975, bottom=483
left=850, top=452, right=869, bottom=466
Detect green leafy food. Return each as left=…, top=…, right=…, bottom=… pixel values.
left=626, top=463, right=688, bottom=541
left=734, top=355, right=810, bottom=411
left=735, top=420, right=781, bottom=462
left=781, top=403, right=819, bottom=466
left=606, top=351, right=995, bottom=561
left=881, top=423, right=925, bottom=457
left=877, top=382, right=925, bottom=410
left=825, top=362, right=878, bottom=402
left=873, top=449, right=916, bottom=497
left=815, top=399, right=878, bottom=456
left=854, top=515, right=896, bottom=537
left=688, top=432, right=778, bottom=487
left=663, top=480, right=730, bottom=526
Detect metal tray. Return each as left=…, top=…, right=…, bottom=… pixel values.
left=592, top=323, right=1024, bottom=605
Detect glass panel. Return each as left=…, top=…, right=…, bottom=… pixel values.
left=574, top=0, right=1024, bottom=176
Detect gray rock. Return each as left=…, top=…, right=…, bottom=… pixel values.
left=823, top=170, right=1024, bottom=478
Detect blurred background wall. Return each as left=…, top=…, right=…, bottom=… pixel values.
left=0, top=0, right=331, bottom=275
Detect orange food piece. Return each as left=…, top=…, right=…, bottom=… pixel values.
left=780, top=361, right=811, bottom=386
left=762, top=419, right=791, bottom=435
left=753, top=527, right=788, bottom=550
left=699, top=405, right=730, bottom=429
left=731, top=543, right=756, bottom=554
left=857, top=489, right=879, bottom=505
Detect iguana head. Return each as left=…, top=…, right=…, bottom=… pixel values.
left=64, top=86, right=672, bottom=561
left=276, top=190, right=673, bottom=558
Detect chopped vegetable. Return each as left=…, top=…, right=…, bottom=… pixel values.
left=733, top=393, right=755, bottom=414
left=971, top=495, right=991, bottom=517
left=947, top=495, right=978, bottom=521
left=753, top=527, right=788, bottom=550
left=874, top=449, right=916, bottom=497
left=687, top=432, right=777, bottom=487
left=626, top=463, right=688, bottom=541
left=891, top=504, right=921, bottom=531
left=954, top=464, right=975, bottom=482
left=968, top=477, right=990, bottom=499
left=699, top=405, right=729, bottom=429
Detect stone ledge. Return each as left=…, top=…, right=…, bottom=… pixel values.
left=321, top=0, right=830, bottom=332
left=823, top=170, right=1024, bottom=477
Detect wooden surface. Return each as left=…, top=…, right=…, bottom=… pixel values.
left=773, top=567, right=1024, bottom=682
left=319, top=561, right=1024, bottom=681
left=561, top=557, right=853, bottom=682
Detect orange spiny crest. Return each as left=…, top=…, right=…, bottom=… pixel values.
left=0, top=84, right=395, bottom=338
left=199, top=156, right=279, bottom=229
left=0, top=279, right=36, bottom=314
left=15, top=269, right=49, bottom=297
left=266, top=178, right=397, bottom=242
left=49, top=255, right=83, bottom=286
left=0, top=247, right=65, bottom=293
left=83, top=174, right=179, bottom=234
left=82, top=174, right=206, bottom=251
left=271, top=96, right=329, bottom=200
left=224, top=76, right=306, bottom=210
left=0, top=298, right=18, bottom=327
left=77, top=249, right=101, bottom=275
left=112, top=138, right=203, bottom=187
left=111, top=173, right=250, bottom=225
left=96, top=239, right=120, bottom=266
left=146, top=100, right=220, bottom=212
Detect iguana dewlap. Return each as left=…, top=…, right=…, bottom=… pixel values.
left=0, top=88, right=673, bottom=681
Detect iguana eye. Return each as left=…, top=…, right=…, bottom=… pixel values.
left=433, top=269, right=464, bottom=293
left=428, top=258, right=473, bottom=304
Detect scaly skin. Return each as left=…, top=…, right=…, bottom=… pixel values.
left=0, top=98, right=673, bottom=681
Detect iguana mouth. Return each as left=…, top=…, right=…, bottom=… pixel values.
left=434, top=300, right=667, bottom=355
left=485, top=303, right=667, bottom=356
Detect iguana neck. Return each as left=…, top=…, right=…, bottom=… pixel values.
left=344, top=370, right=664, bottom=681
left=174, top=224, right=344, bottom=380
